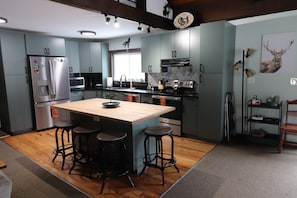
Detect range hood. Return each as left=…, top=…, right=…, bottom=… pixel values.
left=161, top=58, right=191, bottom=72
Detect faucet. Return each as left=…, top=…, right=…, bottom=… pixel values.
left=120, top=74, right=126, bottom=87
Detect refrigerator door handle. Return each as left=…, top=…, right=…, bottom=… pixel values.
left=49, top=60, right=56, bottom=99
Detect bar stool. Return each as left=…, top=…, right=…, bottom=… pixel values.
left=140, top=126, right=179, bottom=185
left=96, top=131, right=135, bottom=194
left=52, top=120, right=78, bottom=170
left=69, top=124, right=100, bottom=177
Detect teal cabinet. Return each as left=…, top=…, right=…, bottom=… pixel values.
left=197, top=21, right=235, bottom=142
left=141, top=34, right=161, bottom=73
left=79, top=42, right=102, bottom=73
left=182, top=97, right=198, bottom=137
left=65, top=40, right=80, bottom=73
left=160, top=29, right=189, bottom=59
left=83, top=90, right=98, bottom=99
left=189, top=26, right=200, bottom=73
left=0, top=30, right=33, bottom=134
left=25, top=34, right=66, bottom=56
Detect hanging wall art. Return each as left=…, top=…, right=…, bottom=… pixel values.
left=260, top=32, right=296, bottom=73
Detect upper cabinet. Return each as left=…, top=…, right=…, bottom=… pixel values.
left=25, top=34, right=66, bottom=56
left=141, top=34, right=161, bottom=73
left=160, top=29, right=190, bottom=59
left=189, top=26, right=200, bottom=73
left=65, top=40, right=80, bottom=73
left=79, top=42, right=102, bottom=73
left=200, top=21, right=235, bottom=74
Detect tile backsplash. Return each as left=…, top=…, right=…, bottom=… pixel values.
left=148, top=67, right=199, bottom=92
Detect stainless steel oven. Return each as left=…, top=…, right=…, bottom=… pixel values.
left=70, top=77, right=85, bottom=90
left=152, top=95, right=182, bottom=136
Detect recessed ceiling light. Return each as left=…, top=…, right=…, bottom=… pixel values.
left=79, top=31, right=96, bottom=36
left=0, top=17, right=8, bottom=24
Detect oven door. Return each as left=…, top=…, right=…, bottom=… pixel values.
left=152, top=95, right=182, bottom=136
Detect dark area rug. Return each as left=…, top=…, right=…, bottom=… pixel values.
left=0, top=140, right=91, bottom=198
left=161, top=168, right=224, bottom=198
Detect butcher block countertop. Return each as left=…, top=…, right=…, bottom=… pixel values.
left=52, top=98, right=175, bottom=124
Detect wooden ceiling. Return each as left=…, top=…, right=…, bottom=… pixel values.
left=51, top=0, right=297, bottom=30
left=168, top=0, right=297, bottom=26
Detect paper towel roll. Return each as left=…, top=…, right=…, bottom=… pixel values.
left=107, top=77, right=113, bottom=87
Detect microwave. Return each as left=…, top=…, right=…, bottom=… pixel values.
left=70, top=77, right=85, bottom=90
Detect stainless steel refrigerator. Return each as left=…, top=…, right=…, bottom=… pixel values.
left=29, top=56, right=70, bottom=130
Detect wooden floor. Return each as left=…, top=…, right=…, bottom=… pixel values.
left=2, top=129, right=215, bottom=198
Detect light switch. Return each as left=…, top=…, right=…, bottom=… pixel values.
left=247, top=77, right=255, bottom=84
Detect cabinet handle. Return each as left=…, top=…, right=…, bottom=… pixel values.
left=200, top=64, right=205, bottom=74
left=199, top=74, right=204, bottom=84
left=89, top=66, right=93, bottom=72
left=69, top=66, right=73, bottom=73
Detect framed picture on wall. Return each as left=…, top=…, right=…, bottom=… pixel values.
left=260, top=32, right=296, bottom=73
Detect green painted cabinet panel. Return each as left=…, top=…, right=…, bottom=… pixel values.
left=0, top=30, right=33, bottom=134
left=65, top=40, right=80, bottom=73
left=79, top=42, right=102, bottom=73
left=25, top=34, right=66, bottom=56
left=198, top=21, right=235, bottom=142
left=160, top=29, right=189, bottom=59
left=141, top=34, right=161, bottom=73
left=182, top=97, right=198, bottom=137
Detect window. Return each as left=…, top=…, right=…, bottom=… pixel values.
left=111, top=49, right=145, bottom=82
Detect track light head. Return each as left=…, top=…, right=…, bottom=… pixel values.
left=147, top=26, right=151, bottom=33
left=137, top=23, right=143, bottom=31
left=104, top=14, right=110, bottom=24
left=114, top=16, right=119, bottom=28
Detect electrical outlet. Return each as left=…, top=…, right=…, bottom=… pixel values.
left=290, top=78, right=297, bottom=85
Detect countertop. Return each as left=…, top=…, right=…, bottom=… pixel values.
left=79, top=87, right=199, bottom=98
left=52, top=98, right=175, bottom=124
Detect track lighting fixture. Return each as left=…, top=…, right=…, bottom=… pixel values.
left=0, top=17, right=8, bottom=24
left=147, top=26, right=151, bottom=33
left=114, top=16, right=119, bottom=28
left=137, top=23, right=143, bottom=31
left=104, top=14, right=110, bottom=24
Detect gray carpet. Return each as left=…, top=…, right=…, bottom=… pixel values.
left=0, top=140, right=91, bottom=198
left=162, top=141, right=297, bottom=198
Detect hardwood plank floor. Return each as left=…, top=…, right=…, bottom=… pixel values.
left=2, top=129, right=215, bottom=198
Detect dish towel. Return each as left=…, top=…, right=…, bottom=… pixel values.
left=160, top=96, right=167, bottom=106
left=127, top=94, right=133, bottom=102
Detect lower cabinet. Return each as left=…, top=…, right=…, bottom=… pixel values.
left=140, top=94, right=153, bottom=104
left=182, top=97, right=198, bottom=137
left=83, top=90, right=98, bottom=100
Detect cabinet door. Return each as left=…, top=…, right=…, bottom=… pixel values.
left=79, top=42, right=102, bottom=73
left=83, top=90, right=97, bottom=99
left=0, top=30, right=33, bottom=133
left=25, top=34, right=66, bottom=56
left=160, top=30, right=189, bottom=59
left=182, top=97, right=198, bottom=137
left=175, top=29, right=190, bottom=58
left=65, top=40, right=80, bottom=73
left=160, top=32, right=175, bottom=59
left=189, top=26, right=200, bottom=73
left=90, top=42, right=102, bottom=73
left=200, top=21, right=225, bottom=74
left=198, top=74, right=224, bottom=142
left=0, top=31, right=27, bottom=75
left=141, top=34, right=161, bottom=73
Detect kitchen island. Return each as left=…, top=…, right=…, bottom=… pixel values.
left=52, top=98, right=175, bottom=174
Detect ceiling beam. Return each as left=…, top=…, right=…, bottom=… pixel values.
left=50, top=0, right=175, bottom=30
